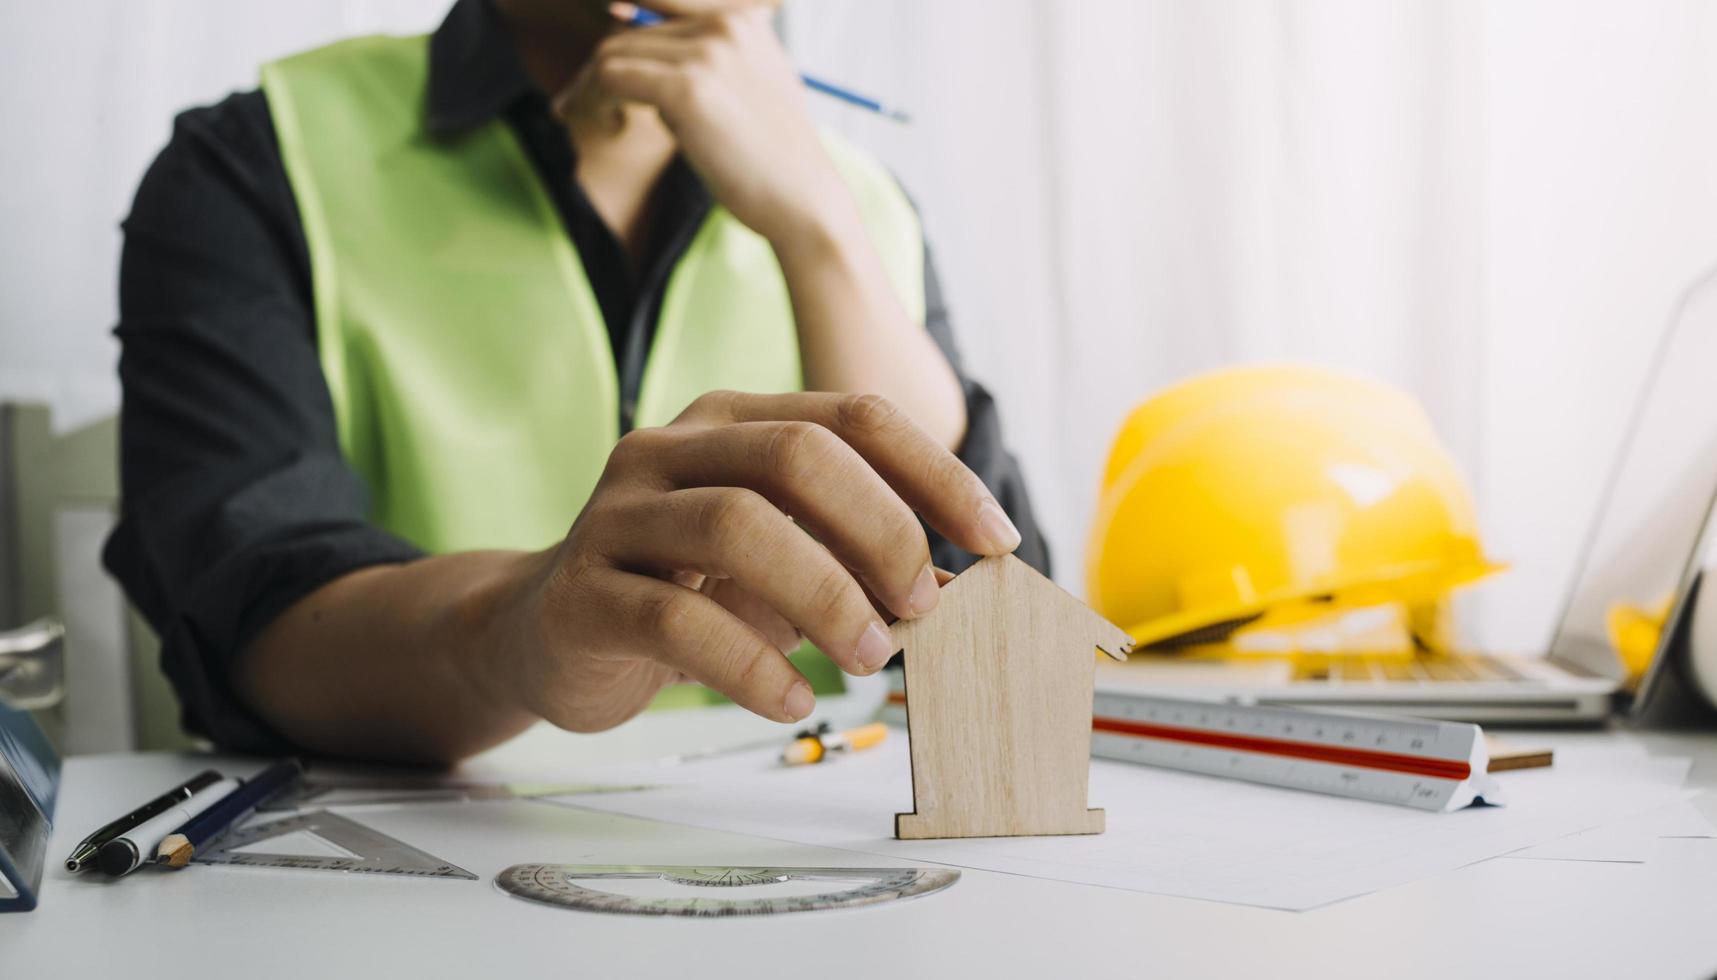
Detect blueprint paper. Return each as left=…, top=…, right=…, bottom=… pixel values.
left=549, top=739, right=1692, bottom=911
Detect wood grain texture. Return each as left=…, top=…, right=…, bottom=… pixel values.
left=1484, top=738, right=1554, bottom=772
left=892, top=554, right=1132, bottom=840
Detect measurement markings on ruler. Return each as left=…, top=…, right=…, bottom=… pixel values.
left=1090, top=693, right=1496, bottom=811
left=195, top=809, right=477, bottom=879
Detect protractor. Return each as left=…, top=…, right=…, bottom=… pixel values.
left=495, top=864, right=959, bottom=917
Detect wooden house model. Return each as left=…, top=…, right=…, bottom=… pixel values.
left=891, top=554, right=1133, bottom=840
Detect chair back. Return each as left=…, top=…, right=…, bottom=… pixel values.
left=0, top=403, right=192, bottom=751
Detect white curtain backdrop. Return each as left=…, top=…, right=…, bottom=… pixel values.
left=3, top=2, right=1717, bottom=750
left=0, top=1, right=449, bottom=426
left=782, top=0, right=1717, bottom=651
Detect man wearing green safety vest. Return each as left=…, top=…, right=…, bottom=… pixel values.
left=105, top=0, right=1048, bottom=763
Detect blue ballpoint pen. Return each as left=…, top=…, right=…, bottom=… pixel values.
left=619, top=5, right=911, bottom=123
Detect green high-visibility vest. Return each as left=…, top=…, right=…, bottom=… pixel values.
left=260, top=35, right=924, bottom=700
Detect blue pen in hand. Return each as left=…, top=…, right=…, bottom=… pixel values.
left=616, top=3, right=911, bottom=123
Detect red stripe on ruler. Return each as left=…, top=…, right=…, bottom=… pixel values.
left=1092, top=715, right=1472, bottom=781
left=889, top=691, right=1469, bottom=781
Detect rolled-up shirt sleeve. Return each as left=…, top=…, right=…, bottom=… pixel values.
left=103, top=93, right=423, bottom=754
left=917, top=245, right=1052, bottom=578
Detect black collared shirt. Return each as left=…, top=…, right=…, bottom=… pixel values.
left=104, top=0, right=1048, bottom=753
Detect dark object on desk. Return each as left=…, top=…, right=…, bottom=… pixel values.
left=0, top=702, right=60, bottom=911
left=158, top=758, right=303, bottom=868
left=94, top=837, right=148, bottom=877
left=1633, top=571, right=1717, bottom=728
left=63, top=769, right=221, bottom=873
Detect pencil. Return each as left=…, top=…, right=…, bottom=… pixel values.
left=94, top=779, right=241, bottom=877
left=156, top=759, right=304, bottom=869
left=613, top=3, right=911, bottom=123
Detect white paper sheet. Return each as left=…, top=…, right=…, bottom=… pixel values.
left=1650, top=800, right=1717, bottom=837
left=1502, top=797, right=1714, bottom=862
left=548, top=738, right=1693, bottom=911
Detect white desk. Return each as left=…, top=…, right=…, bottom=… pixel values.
left=7, top=710, right=1717, bottom=980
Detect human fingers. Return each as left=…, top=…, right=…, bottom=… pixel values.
left=603, top=486, right=898, bottom=674
left=585, top=56, right=682, bottom=114
left=605, top=570, right=814, bottom=722
left=675, top=391, right=1023, bottom=556
left=593, top=30, right=706, bottom=65
left=620, top=423, right=937, bottom=622
left=703, top=577, right=802, bottom=655
left=549, top=52, right=625, bottom=129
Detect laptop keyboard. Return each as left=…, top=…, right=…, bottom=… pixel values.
left=1292, top=654, right=1527, bottom=684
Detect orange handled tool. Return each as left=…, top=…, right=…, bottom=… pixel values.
left=781, top=722, right=889, bottom=766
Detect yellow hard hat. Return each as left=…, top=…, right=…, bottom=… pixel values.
left=1087, top=364, right=1503, bottom=647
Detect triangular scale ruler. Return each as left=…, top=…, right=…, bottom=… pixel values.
left=495, top=864, right=959, bottom=916
left=195, top=809, right=476, bottom=880
left=1090, top=691, right=1499, bottom=811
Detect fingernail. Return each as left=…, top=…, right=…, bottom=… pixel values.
left=908, top=565, right=940, bottom=617
left=783, top=682, right=815, bottom=721
left=978, top=500, right=1022, bottom=552
left=856, top=622, right=894, bottom=671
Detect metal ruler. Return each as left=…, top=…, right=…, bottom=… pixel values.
left=495, top=864, right=959, bottom=917
left=1091, top=691, right=1498, bottom=811
left=195, top=809, right=476, bottom=879
left=259, top=776, right=655, bottom=811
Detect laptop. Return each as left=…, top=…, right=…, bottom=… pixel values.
left=1098, top=266, right=1717, bottom=723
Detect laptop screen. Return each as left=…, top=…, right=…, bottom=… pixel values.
left=1549, top=266, right=1717, bottom=681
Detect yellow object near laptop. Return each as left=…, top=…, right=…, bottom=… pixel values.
left=1096, top=273, right=1717, bottom=723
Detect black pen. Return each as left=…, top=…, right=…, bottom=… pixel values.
left=63, top=769, right=222, bottom=873
left=96, top=778, right=240, bottom=877
left=157, top=759, right=304, bottom=868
